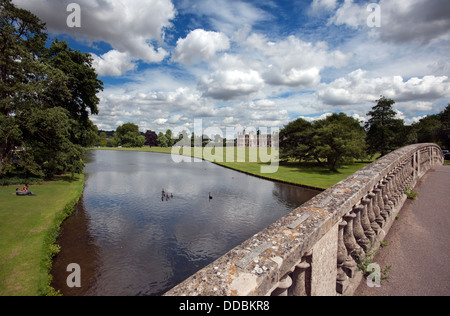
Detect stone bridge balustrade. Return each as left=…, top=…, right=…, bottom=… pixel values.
left=164, top=144, right=444, bottom=297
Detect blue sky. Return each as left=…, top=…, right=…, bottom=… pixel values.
left=13, top=0, right=450, bottom=133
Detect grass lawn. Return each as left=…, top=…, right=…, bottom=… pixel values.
left=0, top=174, right=84, bottom=296
left=93, top=146, right=373, bottom=189
left=215, top=160, right=369, bottom=190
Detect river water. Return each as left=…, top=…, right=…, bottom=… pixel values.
left=51, top=150, right=319, bottom=296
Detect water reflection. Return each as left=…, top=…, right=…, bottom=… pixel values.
left=51, top=150, right=319, bottom=296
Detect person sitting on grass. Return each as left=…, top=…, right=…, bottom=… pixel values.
left=16, top=184, right=35, bottom=196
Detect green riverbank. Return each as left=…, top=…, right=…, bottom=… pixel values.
left=0, top=174, right=84, bottom=296
left=92, top=147, right=372, bottom=190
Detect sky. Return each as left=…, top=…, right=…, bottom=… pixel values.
left=12, top=0, right=450, bottom=134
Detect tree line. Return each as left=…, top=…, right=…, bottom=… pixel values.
left=96, top=124, right=177, bottom=148
left=97, top=123, right=216, bottom=148
left=280, top=97, right=449, bottom=171
left=104, top=96, right=449, bottom=174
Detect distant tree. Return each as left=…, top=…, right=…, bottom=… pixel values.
left=410, top=103, right=450, bottom=150
left=106, top=138, right=115, bottom=148
left=98, top=132, right=107, bottom=147
left=365, top=96, right=405, bottom=157
left=411, top=115, right=442, bottom=144
left=157, top=132, right=169, bottom=147
left=144, top=130, right=158, bottom=147
left=164, top=129, right=174, bottom=147
left=114, top=123, right=145, bottom=148
left=279, top=118, right=321, bottom=164
left=314, top=113, right=366, bottom=171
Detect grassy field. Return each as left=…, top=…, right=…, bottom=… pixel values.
left=93, top=146, right=373, bottom=189
left=0, top=174, right=84, bottom=296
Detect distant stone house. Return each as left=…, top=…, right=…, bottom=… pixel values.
left=236, top=131, right=276, bottom=148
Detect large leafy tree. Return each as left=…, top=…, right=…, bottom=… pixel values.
left=365, top=96, right=405, bottom=157
left=165, top=129, right=175, bottom=147
left=314, top=113, right=366, bottom=171
left=0, top=0, right=102, bottom=178
left=279, top=113, right=366, bottom=171
left=410, top=103, right=450, bottom=150
left=157, top=132, right=169, bottom=148
left=113, top=123, right=145, bottom=148
left=44, top=40, right=103, bottom=147
left=412, top=115, right=442, bottom=144
left=279, top=118, right=321, bottom=164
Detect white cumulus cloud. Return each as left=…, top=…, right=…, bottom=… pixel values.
left=13, top=0, right=176, bottom=63
left=317, top=69, right=450, bottom=106
left=173, top=29, right=230, bottom=65
left=199, top=69, right=264, bottom=101
left=91, top=50, right=137, bottom=76
left=245, top=34, right=351, bottom=88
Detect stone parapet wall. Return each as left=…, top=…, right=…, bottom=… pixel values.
left=164, top=144, right=444, bottom=296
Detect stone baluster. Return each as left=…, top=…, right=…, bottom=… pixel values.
left=290, top=254, right=312, bottom=296
left=352, top=204, right=370, bottom=251
left=360, top=197, right=376, bottom=241
left=271, top=273, right=293, bottom=296
left=406, top=158, right=412, bottom=185
left=376, top=182, right=388, bottom=221
left=337, top=220, right=349, bottom=294
left=372, top=187, right=385, bottom=228
left=408, top=155, right=415, bottom=186
left=398, top=162, right=408, bottom=194
left=405, top=157, right=412, bottom=187
left=391, top=169, right=401, bottom=206
left=337, top=221, right=348, bottom=280
left=367, top=192, right=382, bottom=235
left=381, top=179, right=393, bottom=218
left=343, top=212, right=361, bottom=257
left=400, top=161, right=409, bottom=194
left=391, top=168, right=401, bottom=206
left=414, top=151, right=419, bottom=178
left=385, top=176, right=395, bottom=213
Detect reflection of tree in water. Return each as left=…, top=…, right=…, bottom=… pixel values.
left=272, top=182, right=321, bottom=209
left=51, top=198, right=100, bottom=296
